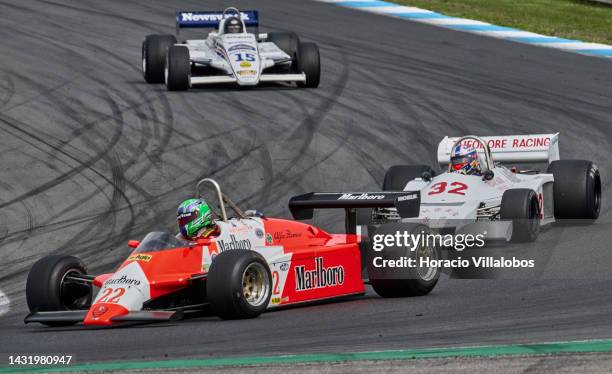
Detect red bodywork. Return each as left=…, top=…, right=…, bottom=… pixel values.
left=83, top=218, right=365, bottom=325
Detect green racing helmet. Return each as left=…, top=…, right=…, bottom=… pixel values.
left=177, top=198, right=213, bottom=239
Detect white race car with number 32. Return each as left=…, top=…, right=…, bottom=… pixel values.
left=370, top=133, right=601, bottom=242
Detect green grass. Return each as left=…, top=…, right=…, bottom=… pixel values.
left=392, top=0, right=612, bottom=44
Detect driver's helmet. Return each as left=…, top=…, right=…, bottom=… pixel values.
left=177, top=198, right=213, bottom=239
left=223, top=16, right=244, bottom=34
left=450, top=143, right=482, bottom=175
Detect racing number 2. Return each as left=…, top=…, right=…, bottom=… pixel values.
left=427, top=182, right=468, bottom=196
left=272, top=271, right=280, bottom=295
left=98, top=287, right=125, bottom=303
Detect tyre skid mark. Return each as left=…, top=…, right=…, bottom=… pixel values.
left=234, top=45, right=352, bottom=209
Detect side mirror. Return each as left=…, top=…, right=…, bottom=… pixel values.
left=482, top=170, right=494, bottom=181
left=421, top=171, right=433, bottom=182
left=245, top=209, right=265, bottom=218
left=127, top=240, right=140, bottom=249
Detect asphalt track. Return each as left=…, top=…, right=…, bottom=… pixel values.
left=0, top=0, right=612, bottom=366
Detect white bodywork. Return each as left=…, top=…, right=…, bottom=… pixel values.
left=378, top=134, right=560, bottom=240
left=93, top=262, right=152, bottom=312
left=176, top=13, right=305, bottom=86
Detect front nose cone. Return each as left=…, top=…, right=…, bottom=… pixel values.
left=83, top=303, right=129, bottom=325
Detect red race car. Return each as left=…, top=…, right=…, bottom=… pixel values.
left=25, top=178, right=440, bottom=326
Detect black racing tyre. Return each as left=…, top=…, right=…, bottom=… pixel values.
left=207, top=250, right=272, bottom=320
left=296, top=42, right=320, bottom=88
left=383, top=165, right=437, bottom=191
left=500, top=189, right=540, bottom=242
left=547, top=160, right=601, bottom=221
left=367, top=223, right=440, bottom=297
left=165, top=45, right=190, bottom=91
left=26, top=255, right=91, bottom=327
left=142, top=34, right=177, bottom=83
left=267, top=31, right=300, bottom=69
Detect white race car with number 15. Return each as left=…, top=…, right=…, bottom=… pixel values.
left=142, top=7, right=320, bottom=91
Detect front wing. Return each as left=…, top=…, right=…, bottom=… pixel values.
left=186, top=41, right=302, bottom=85
left=24, top=310, right=183, bottom=325
left=190, top=73, right=305, bottom=85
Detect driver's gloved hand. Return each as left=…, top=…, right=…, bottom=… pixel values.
left=244, top=210, right=264, bottom=218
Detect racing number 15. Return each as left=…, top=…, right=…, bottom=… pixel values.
left=234, top=53, right=255, bottom=62
left=428, top=181, right=468, bottom=196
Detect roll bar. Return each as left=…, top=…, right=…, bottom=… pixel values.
left=196, top=179, right=228, bottom=221
left=222, top=7, right=240, bottom=18
left=195, top=178, right=246, bottom=222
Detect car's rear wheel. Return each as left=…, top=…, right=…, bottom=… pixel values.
left=296, top=42, right=320, bottom=88
left=26, top=255, right=92, bottom=327
left=206, top=250, right=272, bottom=320
left=367, top=223, right=440, bottom=297
left=383, top=165, right=437, bottom=191
left=547, top=160, right=601, bottom=222
left=142, top=34, right=177, bottom=83
left=500, top=189, right=540, bottom=242
left=267, top=32, right=300, bottom=72
left=165, top=45, right=190, bottom=91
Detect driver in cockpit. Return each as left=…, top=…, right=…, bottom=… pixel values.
left=449, top=143, right=483, bottom=176
left=223, top=16, right=244, bottom=34
left=176, top=198, right=219, bottom=240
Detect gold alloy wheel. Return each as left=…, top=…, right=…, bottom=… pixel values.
left=416, top=244, right=439, bottom=281
left=241, top=262, right=270, bottom=307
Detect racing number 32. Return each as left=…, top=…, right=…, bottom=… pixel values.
left=98, top=287, right=125, bottom=303
left=428, top=182, right=468, bottom=196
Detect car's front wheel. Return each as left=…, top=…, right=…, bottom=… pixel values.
left=206, top=250, right=272, bottom=320
left=383, top=165, right=437, bottom=191
left=500, top=189, right=540, bottom=242
left=296, top=42, right=320, bottom=88
left=165, top=45, right=190, bottom=91
left=26, top=255, right=92, bottom=327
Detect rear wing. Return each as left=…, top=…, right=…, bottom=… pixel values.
left=437, top=133, right=560, bottom=167
left=176, top=10, right=259, bottom=32
left=289, top=192, right=420, bottom=234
